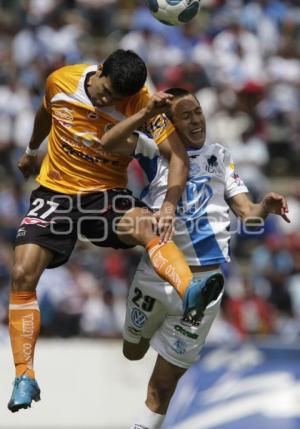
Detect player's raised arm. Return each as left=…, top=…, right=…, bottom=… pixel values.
left=17, top=103, right=52, bottom=179
left=156, top=133, right=188, bottom=243
left=100, top=92, right=174, bottom=156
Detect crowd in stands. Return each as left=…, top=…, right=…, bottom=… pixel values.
left=0, top=0, right=299, bottom=342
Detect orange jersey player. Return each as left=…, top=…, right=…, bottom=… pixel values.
left=39, top=63, right=174, bottom=194
left=8, top=49, right=222, bottom=413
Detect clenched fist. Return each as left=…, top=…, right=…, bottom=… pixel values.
left=17, top=153, right=39, bottom=180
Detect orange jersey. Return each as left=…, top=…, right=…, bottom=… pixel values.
left=37, top=64, right=175, bottom=194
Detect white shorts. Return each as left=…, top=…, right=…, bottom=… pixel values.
left=123, top=255, right=224, bottom=369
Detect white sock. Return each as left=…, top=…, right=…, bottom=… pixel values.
left=131, top=402, right=165, bottom=429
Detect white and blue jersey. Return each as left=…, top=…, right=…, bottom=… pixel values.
left=134, top=133, right=248, bottom=266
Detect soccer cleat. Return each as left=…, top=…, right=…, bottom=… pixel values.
left=183, top=272, right=224, bottom=323
left=8, top=374, right=41, bottom=413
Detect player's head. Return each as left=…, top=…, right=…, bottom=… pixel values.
left=165, top=88, right=206, bottom=148
left=90, top=50, right=147, bottom=107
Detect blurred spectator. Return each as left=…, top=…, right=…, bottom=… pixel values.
left=223, top=276, right=275, bottom=338
left=229, top=121, right=270, bottom=196
left=251, top=235, right=294, bottom=312
left=80, top=289, right=123, bottom=338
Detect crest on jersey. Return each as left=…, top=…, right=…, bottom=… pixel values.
left=206, top=155, right=218, bottom=173
left=104, top=123, right=115, bottom=132
left=53, top=107, right=74, bottom=124
left=233, top=172, right=243, bottom=186
left=87, top=111, right=99, bottom=120
left=142, top=114, right=168, bottom=141
left=131, top=308, right=148, bottom=329
left=172, top=338, right=187, bottom=355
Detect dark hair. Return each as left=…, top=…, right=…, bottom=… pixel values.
left=165, top=87, right=191, bottom=99
left=165, top=87, right=199, bottom=120
left=101, top=49, right=147, bottom=97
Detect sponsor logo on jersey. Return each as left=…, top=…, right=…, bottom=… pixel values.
left=206, top=155, right=218, bottom=173
left=104, top=123, right=115, bottom=132
left=61, top=142, right=119, bottom=166
left=53, top=107, right=74, bottom=128
left=48, top=169, right=63, bottom=181
left=233, top=172, right=243, bottom=186
left=87, top=111, right=99, bottom=120
left=206, top=155, right=224, bottom=177
left=16, top=227, right=26, bottom=238
left=128, top=326, right=141, bottom=336
left=53, top=107, right=74, bottom=123
left=21, top=217, right=51, bottom=228
left=172, top=338, right=187, bottom=355
left=131, top=308, right=148, bottom=329
left=175, top=324, right=199, bottom=339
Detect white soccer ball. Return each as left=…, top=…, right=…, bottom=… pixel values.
left=146, top=0, right=201, bottom=26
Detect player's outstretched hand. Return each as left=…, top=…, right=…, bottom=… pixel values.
left=262, top=192, right=290, bottom=223
left=144, top=92, right=173, bottom=119
left=156, top=202, right=176, bottom=243
left=17, top=153, right=38, bottom=180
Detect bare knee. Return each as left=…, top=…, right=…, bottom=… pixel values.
left=12, top=264, right=38, bottom=292
left=123, top=339, right=150, bottom=361
left=11, top=244, right=53, bottom=292
left=123, top=348, right=144, bottom=361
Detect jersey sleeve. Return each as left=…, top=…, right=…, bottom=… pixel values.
left=134, top=131, right=160, bottom=160
left=43, top=66, right=73, bottom=113
left=224, top=148, right=248, bottom=199
left=126, top=87, right=175, bottom=145
left=43, top=70, right=61, bottom=113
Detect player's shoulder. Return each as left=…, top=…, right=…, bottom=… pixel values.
left=134, top=131, right=159, bottom=159
left=120, top=85, right=150, bottom=110
left=207, top=142, right=232, bottom=163
left=46, top=64, right=96, bottom=87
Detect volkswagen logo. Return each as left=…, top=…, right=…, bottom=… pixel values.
left=131, top=308, right=148, bottom=329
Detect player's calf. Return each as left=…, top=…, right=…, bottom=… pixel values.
left=146, top=355, right=186, bottom=415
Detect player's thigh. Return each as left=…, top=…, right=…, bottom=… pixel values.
left=12, top=244, right=54, bottom=291
left=123, top=268, right=167, bottom=345
left=117, top=206, right=156, bottom=246
left=79, top=189, right=155, bottom=248
left=16, top=186, right=77, bottom=269
left=150, top=290, right=223, bottom=369
left=149, top=354, right=186, bottom=387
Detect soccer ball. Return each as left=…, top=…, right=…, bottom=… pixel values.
left=146, top=0, right=201, bottom=26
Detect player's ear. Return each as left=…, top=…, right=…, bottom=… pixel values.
left=97, top=64, right=103, bottom=77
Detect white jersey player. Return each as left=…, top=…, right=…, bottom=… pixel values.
left=99, top=87, right=290, bottom=429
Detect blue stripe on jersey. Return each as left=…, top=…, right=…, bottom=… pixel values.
left=179, top=176, right=225, bottom=264
left=135, top=154, right=158, bottom=182
left=186, top=216, right=225, bottom=264
left=135, top=154, right=158, bottom=199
